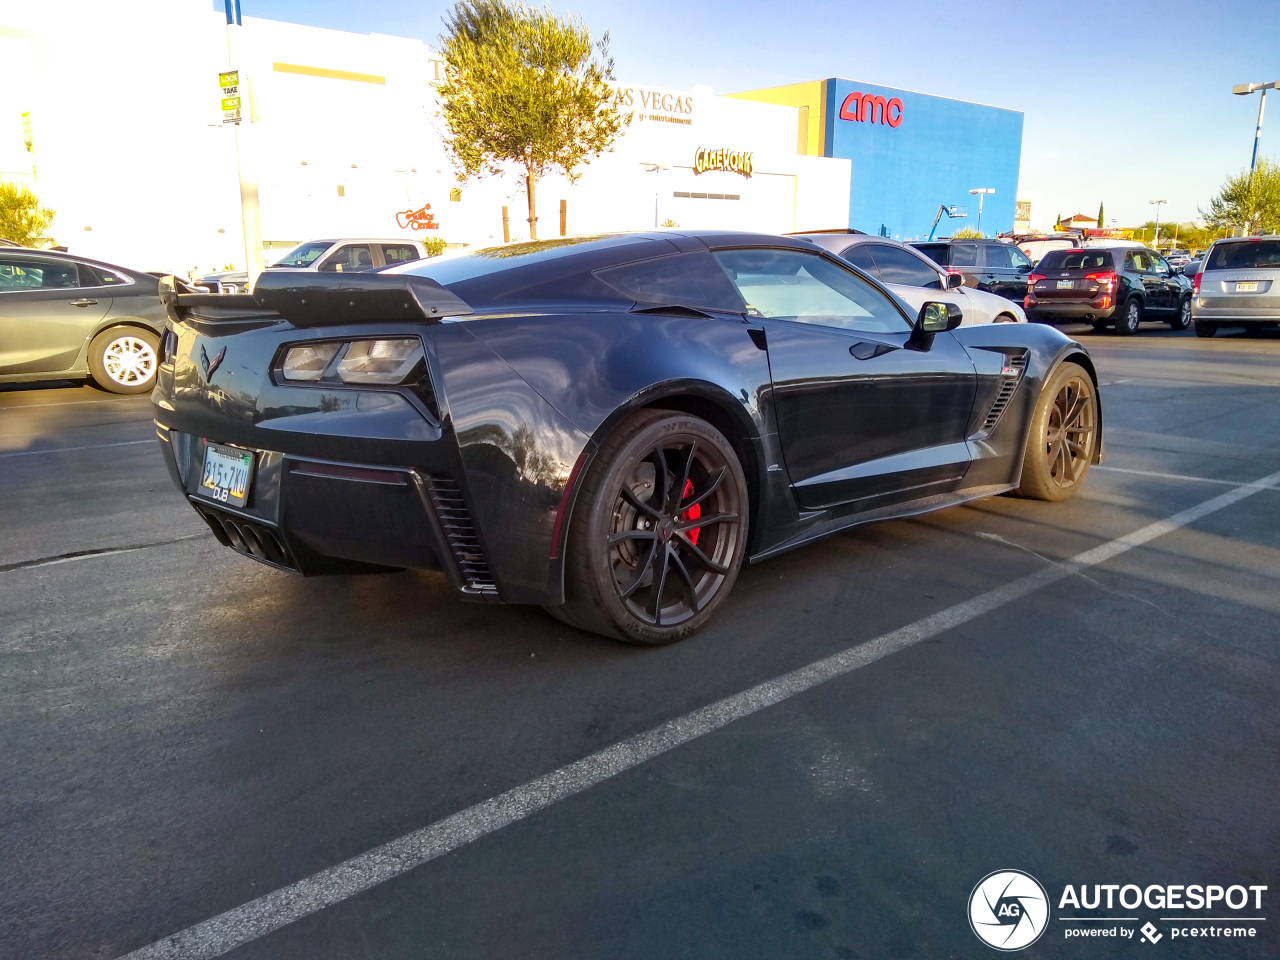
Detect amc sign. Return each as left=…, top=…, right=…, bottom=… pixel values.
left=839, top=91, right=904, bottom=128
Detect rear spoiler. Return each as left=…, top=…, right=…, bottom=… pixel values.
left=158, top=271, right=474, bottom=327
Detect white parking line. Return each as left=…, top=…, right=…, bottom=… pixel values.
left=117, top=468, right=1280, bottom=960
left=1093, top=465, right=1255, bottom=487
left=0, top=396, right=147, bottom=410
left=0, top=439, right=152, bottom=459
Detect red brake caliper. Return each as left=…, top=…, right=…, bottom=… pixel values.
left=681, top=478, right=701, bottom=545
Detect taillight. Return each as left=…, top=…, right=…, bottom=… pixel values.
left=1192, top=271, right=1202, bottom=295
left=1028, top=273, right=1046, bottom=285
left=1086, top=271, right=1117, bottom=291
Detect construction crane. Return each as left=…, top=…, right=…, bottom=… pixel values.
left=927, top=204, right=967, bottom=241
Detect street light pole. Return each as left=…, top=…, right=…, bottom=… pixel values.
left=1233, top=80, right=1278, bottom=173
left=968, top=188, right=994, bottom=235
left=1149, top=199, right=1166, bottom=250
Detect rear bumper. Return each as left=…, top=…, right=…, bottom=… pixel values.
left=1024, top=300, right=1117, bottom=321
left=156, top=425, right=499, bottom=597
left=1192, top=299, right=1280, bottom=324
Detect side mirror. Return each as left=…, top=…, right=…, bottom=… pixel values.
left=909, top=301, right=962, bottom=350
left=1017, top=262, right=1032, bottom=273
left=945, top=271, right=964, bottom=290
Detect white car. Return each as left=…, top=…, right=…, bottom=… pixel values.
left=197, top=238, right=430, bottom=294
left=798, top=232, right=1026, bottom=325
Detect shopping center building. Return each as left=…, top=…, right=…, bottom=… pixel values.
left=1, top=1, right=1021, bottom=274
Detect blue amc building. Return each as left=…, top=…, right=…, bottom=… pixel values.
left=728, top=78, right=1024, bottom=240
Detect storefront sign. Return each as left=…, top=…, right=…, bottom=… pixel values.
left=838, top=91, right=904, bottom=128
left=613, top=84, right=695, bottom=126
left=219, top=70, right=241, bottom=125
left=396, top=203, right=439, bottom=230
left=693, top=147, right=753, bottom=179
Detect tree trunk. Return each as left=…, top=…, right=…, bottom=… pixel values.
left=525, top=164, right=538, bottom=240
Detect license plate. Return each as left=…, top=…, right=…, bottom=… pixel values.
left=1236, top=281, right=1258, bottom=292
left=199, top=442, right=254, bottom=507
left=1056, top=279, right=1074, bottom=289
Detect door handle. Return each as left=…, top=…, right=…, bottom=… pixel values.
left=849, top=340, right=897, bottom=360
left=69, top=298, right=99, bottom=307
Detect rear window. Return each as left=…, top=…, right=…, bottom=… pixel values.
left=1037, top=251, right=1113, bottom=271
left=1206, top=240, right=1280, bottom=270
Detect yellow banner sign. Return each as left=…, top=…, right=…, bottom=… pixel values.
left=693, top=147, right=753, bottom=179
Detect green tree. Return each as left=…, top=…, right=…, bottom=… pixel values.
left=950, top=225, right=984, bottom=239
left=0, top=181, right=55, bottom=247
left=1202, top=157, right=1280, bottom=236
left=436, top=0, right=628, bottom=240
left=1097, top=201, right=1104, bottom=231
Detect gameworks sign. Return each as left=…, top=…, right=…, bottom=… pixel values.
left=839, top=91, right=904, bottom=128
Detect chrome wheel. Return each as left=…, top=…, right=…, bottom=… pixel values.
left=1043, top=373, right=1096, bottom=491
left=608, top=437, right=742, bottom=628
left=102, top=335, right=157, bottom=387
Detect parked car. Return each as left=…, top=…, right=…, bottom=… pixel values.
left=198, top=238, right=427, bottom=293
left=1023, top=246, right=1191, bottom=334
left=910, top=239, right=1034, bottom=301
left=1009, top=234, right=1078, bottom=265
left=1165, top=249, right=1192, bottom=267
left=154, top=230, right=1102, bottom=645
left=797, top=232, right=1026, bottom=324
left=0, top=247, right=169, bottom=393
left=1190, top=236, right=1280, bottom=338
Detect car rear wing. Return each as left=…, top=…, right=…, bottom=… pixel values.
left=158, top=271, right=474, bottom=327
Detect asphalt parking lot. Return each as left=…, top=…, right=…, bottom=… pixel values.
left=2, top=326, right=1278, bottom=959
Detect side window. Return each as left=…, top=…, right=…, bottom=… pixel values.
left=982, top=244, right=1013, bottom=269
left=0, top=256, right=79, bottom=290
left=1149, top=252, right=1170, bottom=275
left=594, top=252, right=745, bottom=312
left=1123, top=251, right=1139, bottom=272
left=381, top=244, right=419, bottom=265
left=949, top=244, right=978, bottom=267
left=869, top=244, right=942, bottom=289
left=839, top=245, right=881, bottom=277
left=319, top=244, right=374, bottom=272
left=1008, top=246, right=1033, bottom=271
left=711, top=248, right=910, bottom=334
left=79, top=264, right=129, bottom=287
left=1130, top=251, right=1153, bottom=273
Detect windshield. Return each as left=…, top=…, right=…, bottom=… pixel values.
left=1207, top=240, right=1280, bottom=270
left=268, top=242, right=333, bottom=268
left=1037, top=250, right=1113, bottom=271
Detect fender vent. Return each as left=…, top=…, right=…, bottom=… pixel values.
left=980, top=353, right=1027, bottom=433
left=423, top=475, right=497, bottom=596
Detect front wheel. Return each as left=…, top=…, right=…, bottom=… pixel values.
left=1016, top=363, right=1098, bottom=502
left=1193, top=320, right=1217, bottom=338
left=553, top=409, right=748, bottom=644
left=1169, top=297, right=1191, bottom=331
left=88, top=327, right=159, bottom=394
left=1116, top=298, right=1142, bottom=335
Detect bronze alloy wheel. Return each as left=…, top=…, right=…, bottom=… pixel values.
left=554, top=409, right=748, bottom=644
left=1016, top=363, right=1098, bottom=501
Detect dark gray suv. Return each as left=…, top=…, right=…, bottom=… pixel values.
left=0, top=249, right=168, bottom=394
left=910, top=239, right=1035, bottom=301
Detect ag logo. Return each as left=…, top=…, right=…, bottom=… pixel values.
left=968, top=870, right=1049, bottom=951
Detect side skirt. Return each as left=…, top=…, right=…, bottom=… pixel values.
left=748, top=483, right=1016, bottom=564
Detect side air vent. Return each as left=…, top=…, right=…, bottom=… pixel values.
left=980, top=352, right=1028, bottom=433
left=423, top=475, right=498, bottom=597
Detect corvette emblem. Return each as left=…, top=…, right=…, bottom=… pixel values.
left=200, top=344, right=226, bottom=382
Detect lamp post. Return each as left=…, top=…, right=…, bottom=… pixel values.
left=642, top=163, right=670, bottom=227
left=1233, top=80, right=1278, bottom=172
left=1149, top=199, right=1166, bottom=250
left=969, top=188, right=994, bottom=235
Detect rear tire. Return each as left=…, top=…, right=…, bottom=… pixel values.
left=1116, top=298, right=1142, bottom=336
left=1193, top=320, right=1217, bottom=338
left=552, top=409, right=748, bottom=644
left=1169, top=296, right=1191, bottom=331
left=1016, top=363, right=1098, bottom=502
left=88, top=327, right=159, bottom=395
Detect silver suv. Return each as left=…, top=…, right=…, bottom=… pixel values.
left=1191, top=237, right=1280, bottom=338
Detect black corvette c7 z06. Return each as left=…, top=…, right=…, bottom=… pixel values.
left=153, top=231, right=1102, bottom=644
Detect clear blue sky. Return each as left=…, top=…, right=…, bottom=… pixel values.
left=228, top=0, right=1280, bottom=229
